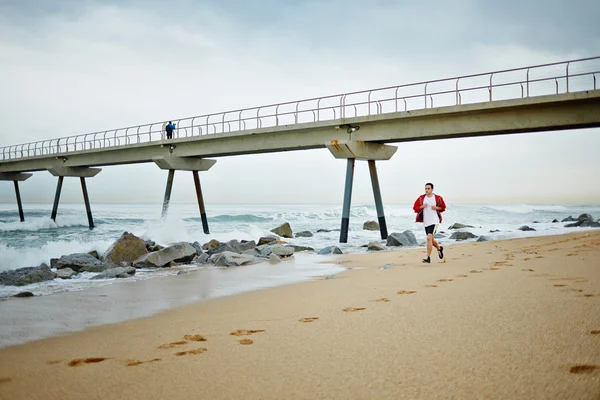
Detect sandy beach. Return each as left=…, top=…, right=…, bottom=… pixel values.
left=0, top=231, right=599, bottom=400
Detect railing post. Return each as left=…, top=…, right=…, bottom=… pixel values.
left=488, top=74, right=493, bottom=101
left=424, top=82, right=428, bottom=108
left=566, top=62, right=570, bottom=93
left=526, top=68, right=530, bottom=97
left=455, top=78, right=460, bottom=105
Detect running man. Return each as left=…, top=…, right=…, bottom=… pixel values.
left=413, top=182, right=446, bottom=263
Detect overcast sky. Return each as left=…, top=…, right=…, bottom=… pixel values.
left=0, top=0, right=599, bottom=206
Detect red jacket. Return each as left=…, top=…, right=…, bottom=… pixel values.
left=413, top=194, right=446, bottom=223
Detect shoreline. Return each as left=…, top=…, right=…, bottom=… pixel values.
left=0, top=231, right=598, bottom=398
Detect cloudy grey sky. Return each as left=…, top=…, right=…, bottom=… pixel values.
left=0, top=0, right=599, bottom=205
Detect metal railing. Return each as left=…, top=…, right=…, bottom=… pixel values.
left=2, top=56, right=599, bottom=161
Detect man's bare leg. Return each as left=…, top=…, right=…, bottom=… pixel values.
left=427, top=235, right=441, bottom=258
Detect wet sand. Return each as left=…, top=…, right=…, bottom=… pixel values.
left=0, top=231, right=599, bottom=399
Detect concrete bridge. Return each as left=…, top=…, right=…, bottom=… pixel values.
left=2, top=56, right=600, bottom=242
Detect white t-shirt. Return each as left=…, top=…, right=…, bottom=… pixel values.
left=422, top=195, right=440, bottom=227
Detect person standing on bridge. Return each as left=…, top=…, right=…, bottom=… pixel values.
left=165, top=121, right=176, bottom=139
left=413, top=182, right=446, bottom=264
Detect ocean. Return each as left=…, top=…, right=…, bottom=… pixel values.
left=1, top=202, right=599, bottom=299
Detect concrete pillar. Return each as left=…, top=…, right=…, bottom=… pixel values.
left=47, top=166, right=101, bottom=227
left=339, top=158, right=355, bottom=243
left=51, top=176, right=64, bottom=222
left=0, top=173, right=31, bottom=222
left=153, top=157, right=216, bottom=226
left=326, top=140, right=397, bottom=244
left=193, top=171, right=209, bottom=234
left=162, top=169, right=175, bottom=219
left=368, top=160, right=388, bottom=239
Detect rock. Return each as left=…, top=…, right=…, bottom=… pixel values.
left=143, top=239, right=156, bottom=249
left=191, top=241, right=203, bottom=254
left=271, top=222, right=293, bottom=238
left=580, top=221, right=600, bottom=228
left=12, top=291, right=34, bottom=298
left=0, top=265, right=55, bottom=286
left=552, top=219, right=559, bottom=223
left=449, top=231, right=477, bottom=241
left=318, top=246, right=343, bottom=255
left=363, top=221, right=379, bottom=231
left=207, top=242, right=236, bottom=256
left=257, top=236, right=277, bottom=246
left=295, top=231, right=313, bottom=238
left=102, top=232, right=148, bottom=264
left=562, top=216, right=577, bottom=222
left=202, top=239, right=221, bottom=251
left=386, top=231, right=418, bottom=247
left=289, top=245, right=315, bottom=252
left=577, top=213, right=594, bottom=222
left=177, top=270, right=187, bottom=276
left=148, top=245, right=164, bottom=252
left=50, top=258, right=59, bottom=268
left=476, top=236, right=490, bottom=242
left=367, top=242, right=385, bottom=251
left=271, top=245, right=295, bottom=257
left=56, top=268, right=77, bottom=279
left=88, top=250, right=100, bottom=259
left=193, top=252, right=210, bottom=264
left=92, top=267, right=136, bottom=279
left=448, top=223, right=474, bottom=229
left=257, top=245, right=275, bottom=258
left=317, top=229, right=331, bottom=233
left=518, top=225, right=536, bottom=231
left=434, top=233, right=446, bottom=239
left=269, top=254, right=282, bottom=264
left=133, top=243, right=197, bottom=268
left=210, top=251, right=257, bottom=267
left=489, top=229, right=500, bottom=233
left=56, top=253, right=107, bottom=273
left=564, top=222, right=581, bottom=228
left=227, top=240, right=256, bottom=253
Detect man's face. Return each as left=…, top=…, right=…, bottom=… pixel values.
left=425, top=185, right=433, bottom=194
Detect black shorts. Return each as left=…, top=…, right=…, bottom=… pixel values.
left=425, top=224, right=438, bottom=235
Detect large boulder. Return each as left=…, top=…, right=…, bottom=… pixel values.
left=295, top=231, right=313, bottom=238
left=210, top=251, right=257, bottom=267
left=102, top=232, right=148, bottom=264
left=562, top=216, right=577, bottom=222
left=580, top=221, right=600, bottom=228
left=207, top=242, right=236, bottom=256
left=271, top=245, right=295, bottom=257
left=202, top=239, right=221, bottom=251
left=386, top=231, right=418, bottom=247
left=56, top=253, right=107, bottom=273
left=133, top=242, right=197, bottom=268
left=518, top=225, right=536, bottom=231
left=476, top=236, right=490, bottom=242
left=450, top=231, right=477, bottom=241
left=367, top=242, right=385, bottom=251
left=363, top=221, right=380, bottom=231
left=56, top=268, right=77, bottom=279
left=271, top=223, right=293, bottom=238
left=0, top=264, right=55, bottom=286
left=577, top=214, right=594, bottom=222
left=289, top=245, right=315, bottom=252
left=448, top=223, right=474, bottom=229
left=318, top=246, right=343, bottom=255
left=227, top=240, right=257, bottom=253
left=257, top=236, right=277, bottom=246
left=92, top=267, right=136, bottom=279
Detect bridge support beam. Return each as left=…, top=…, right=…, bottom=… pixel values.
left=0, top=173, right=32, bottom=222
left=326, top=140, right=397, bottom=243
left=153, top=157, right=215, bottom=229
left=47, top=166, right=101, bottom=229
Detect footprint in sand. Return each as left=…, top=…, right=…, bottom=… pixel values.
left=397, top=290, right=416, bottom=295
left=553, top=284, right=568, bottom=287
left=568, top=289, right=584, bottom=293
left=46, top=360, right=63, bottom=365
left=470, top=270, right=483, bottom=273
left=299, top=317, right=319, bottom=322
left=158, top=340, right=187, bottom=349
left=175, top=348, right=207, bottom=356
left=590, top=330, right=600, bottom=335
left=343, top=307, right=366, bottom=312
left=437, top=278, right=453, bottom=282
left=239, top=339, right=253, bottom=345
left=570, top=365, right=599, bottom=374
left=521, top=268, right=535, bottom=272
left=424, top=284, right=438, bottom=288
left=230, top=329, right=265, bottom=336
left=536, top=256, right=544, bottom=259
left=583, top=294, right=597, bottom=298
left=126, top=358, right=162, bottom=367
left=0, top=377, right=11, bottom=384
left=183, top=334, right=206, bottom=342
left=68, top=357, right=109, bottom=367
left=456, top=274, right=469, bottom=278
left=375, top=298, right=391, bottom=302
left=489, top=267, right=500, bottom=271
